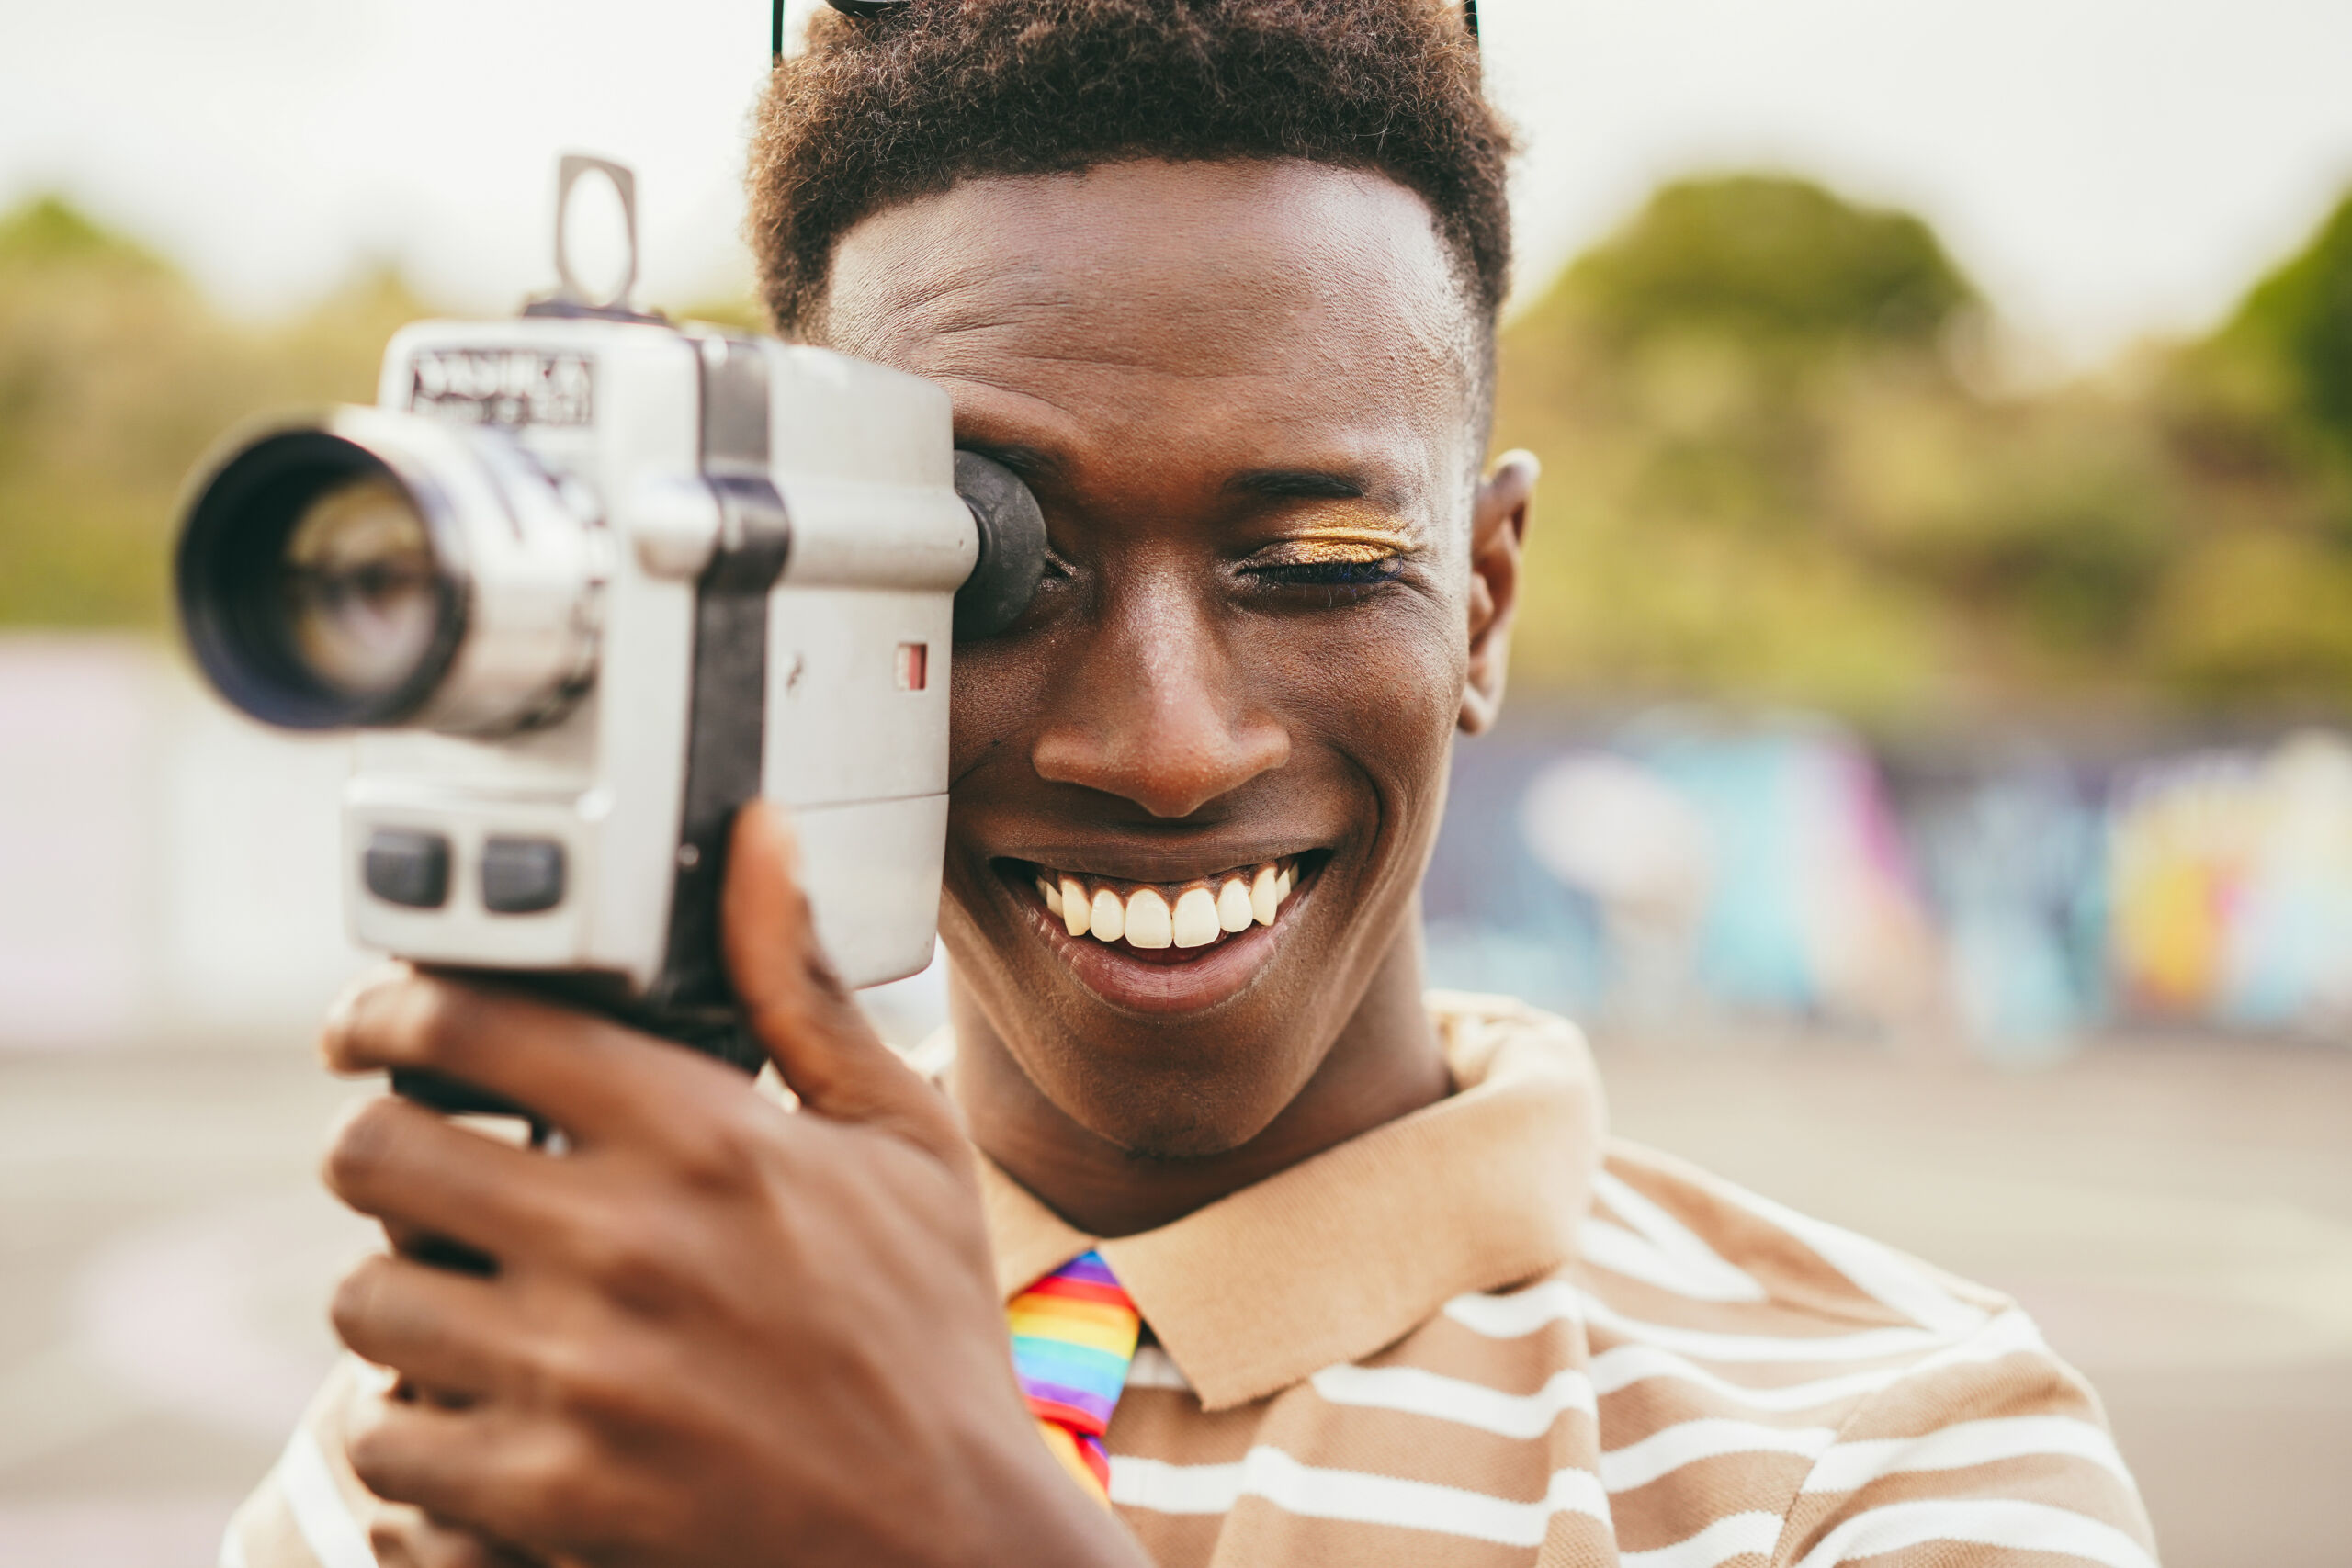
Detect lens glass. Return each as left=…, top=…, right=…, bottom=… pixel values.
left=277, top=475, right=442, bottom=698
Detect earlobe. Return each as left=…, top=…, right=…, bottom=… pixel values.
left=1459, top=450, right=1537, bottom=737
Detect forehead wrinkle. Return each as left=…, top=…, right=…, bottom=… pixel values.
left=824, top=162, right=1469, bottom=389
left=863, top=276, right=1442, bottom=400
left=943, top=365, right=1442, bottom=517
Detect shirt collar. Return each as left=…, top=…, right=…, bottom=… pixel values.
left=966, top=991, right=1607, bottom=1411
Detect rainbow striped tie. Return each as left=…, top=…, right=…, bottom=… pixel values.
left=1008, top=1250, right=1141, bottom=1501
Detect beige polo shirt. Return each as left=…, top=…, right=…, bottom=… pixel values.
left=223, top=993, right=2157, bottom=1568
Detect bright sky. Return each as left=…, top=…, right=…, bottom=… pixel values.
left=6, top=0, right=2350, bottom=373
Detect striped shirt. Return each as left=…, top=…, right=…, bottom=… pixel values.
left=222, top=992, right=2156, bottom=1568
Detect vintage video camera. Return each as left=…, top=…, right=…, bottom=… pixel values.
left=173, top=158, right=1043, bottom=1100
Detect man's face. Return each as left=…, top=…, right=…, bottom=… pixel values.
left=822, top=159, right=1499, bottom=1158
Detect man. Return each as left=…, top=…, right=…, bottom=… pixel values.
left=224, top=3, right=2157, bottom=1565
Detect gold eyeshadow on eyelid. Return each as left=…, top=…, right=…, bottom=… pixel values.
left=1254, top=525, right=1420, bottom=566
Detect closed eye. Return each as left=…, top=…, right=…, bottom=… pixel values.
left=1238, top=535, right=1413, bottom=600
left=1248, top=558, right=1404, bottom=588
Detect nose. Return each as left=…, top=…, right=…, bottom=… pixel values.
left=1031, top=575, right=1289, bottom=819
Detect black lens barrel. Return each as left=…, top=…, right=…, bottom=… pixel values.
left=175, top=430, right=465, bottom=731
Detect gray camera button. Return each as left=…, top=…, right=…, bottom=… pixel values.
left=364, top=829, right=451, bottom=909
left=481, top=837, right=567, bottom=915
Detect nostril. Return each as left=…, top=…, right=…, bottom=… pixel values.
left=1033, top=719, right=1288, bottom=819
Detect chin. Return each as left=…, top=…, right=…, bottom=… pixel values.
left=1021, top=1010, right=1310, bottom=1160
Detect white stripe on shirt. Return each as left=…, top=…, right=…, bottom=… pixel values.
left=1308, top=1362, right=1597, bottom=1438
left=1619, top=1509, right=1786, bottom=1568
left=1586, top=1307, right=2051, bottom=1411
left=1600, top=1418, right=1838, bottom=1493
left=1587, top=1169, right=1769, bottom=1303
left=1704, top=1180, right=1990, bottom=1337
left=1800, top=1416, right=2135, bottom=1493
left=1111, top=1447, right=1613, bottom=1546
left=278, top=1425, right=375, bottom=1568
left=1791, top=1497, right=2160, bottom=1568
left=1446, top=1281, right=1951, bottom=1363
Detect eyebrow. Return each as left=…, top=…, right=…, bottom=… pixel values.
left=1223, top=468, right=1370, bottom=502
left=957, top=440, right=1065, bottom=486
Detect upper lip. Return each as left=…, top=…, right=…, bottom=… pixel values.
left=991, top=841, right=1327, bottom=886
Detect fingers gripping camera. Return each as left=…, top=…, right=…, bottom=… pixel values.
left=174, top=182, right=1043, bottom=1073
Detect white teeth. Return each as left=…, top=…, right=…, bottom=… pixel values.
left=1040, top=860, right=1299, bottom=951
left=1089, top=887, right=1125, bottom=942
left=1172, top=887, right=1220, bottom=948
left=1125, top=887, right=1173, bottom=948
left=1250, top=864, right=1280, bottom=926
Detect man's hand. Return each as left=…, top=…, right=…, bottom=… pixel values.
left=319, top=801, right=1145, bottom=1568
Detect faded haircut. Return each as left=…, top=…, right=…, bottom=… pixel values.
left=744, top=0, right=1512, bottom=407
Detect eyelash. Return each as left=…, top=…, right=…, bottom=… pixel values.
left=1245, top=558, right=1405, bottom=592
left=1030, top=545, right=1406, bottom=606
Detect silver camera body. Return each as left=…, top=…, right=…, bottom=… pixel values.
left=175, top=162, right=1040, bottom=1078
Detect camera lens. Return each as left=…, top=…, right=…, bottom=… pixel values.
left=279, top=474, right=442, bottom=700
left=176, top=426, right=465, bottom=729
left=178, top=407, right=599, bottom=737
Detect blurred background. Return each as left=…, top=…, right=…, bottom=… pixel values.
left=4, top=1, right=2350, bottom=1563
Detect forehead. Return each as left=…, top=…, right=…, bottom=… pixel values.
left=818, top=160, right=1476, bottom=497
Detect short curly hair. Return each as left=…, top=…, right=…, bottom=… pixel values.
left=745, top=0, right=1511, bottom=356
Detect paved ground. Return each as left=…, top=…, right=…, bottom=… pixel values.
left=3, top=1029, right=2346, bottom=1567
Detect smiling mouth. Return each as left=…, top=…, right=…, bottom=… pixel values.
left=997, top=853, right=1319, bottom=1011
left=1030, top=858, right=1301, bottom=953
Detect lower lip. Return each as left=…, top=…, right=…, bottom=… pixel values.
left=1018, top=877, right=1307, bottom=1015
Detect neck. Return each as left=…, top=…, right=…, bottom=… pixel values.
left=947, top=925, right=1451, bottom=1237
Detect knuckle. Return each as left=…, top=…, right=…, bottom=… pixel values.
left=674, top=1102, right=769, bottom=1193
left=367, top=1506, right=438, bottom=1568
left=322, top=1098, right=405, bottom=1197
left=800, top=940, right=854, bottom=1006
left=526, top=1331, right=642, bottom=1424
left=565, top=1207, right=680, bottom=1308
left=321, top=964, right=404, bottom=1069
left=327, top=1254, right=390, bottom=1344
left=500, top=1432, right=597, bottom=1538
left=345, top=1413, right=408, bottom=1500
left=398, top=976, right=478, bottom=1065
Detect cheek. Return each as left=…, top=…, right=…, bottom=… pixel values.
left=944, top=635, right=1037, bottom=777
left=1277, top=592, right=1468, bottom=812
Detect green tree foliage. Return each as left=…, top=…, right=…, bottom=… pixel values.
left=0, top=197, right=424, bottom=628
left=1495, top=173, right=2352, bottom=718
left=2217, top=190, right=2352, bottom=462
left=1562, top=174, right=1975, bottom=356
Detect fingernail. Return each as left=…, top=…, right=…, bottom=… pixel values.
left=320, top=961, right=409, bottom=1070
left=744, top=797, right=799, bottom=877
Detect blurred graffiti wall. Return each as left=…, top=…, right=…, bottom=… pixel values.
left=1430, top=711, right=2352, bottom=1056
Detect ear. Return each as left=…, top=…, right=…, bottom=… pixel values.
left=1460, top=449, right=1538, bottom=736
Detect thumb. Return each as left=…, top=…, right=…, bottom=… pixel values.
left=720, top=799, right=960, bottom=1154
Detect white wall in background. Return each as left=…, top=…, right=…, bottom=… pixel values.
left=0, top=636, right=363, bottom=1050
